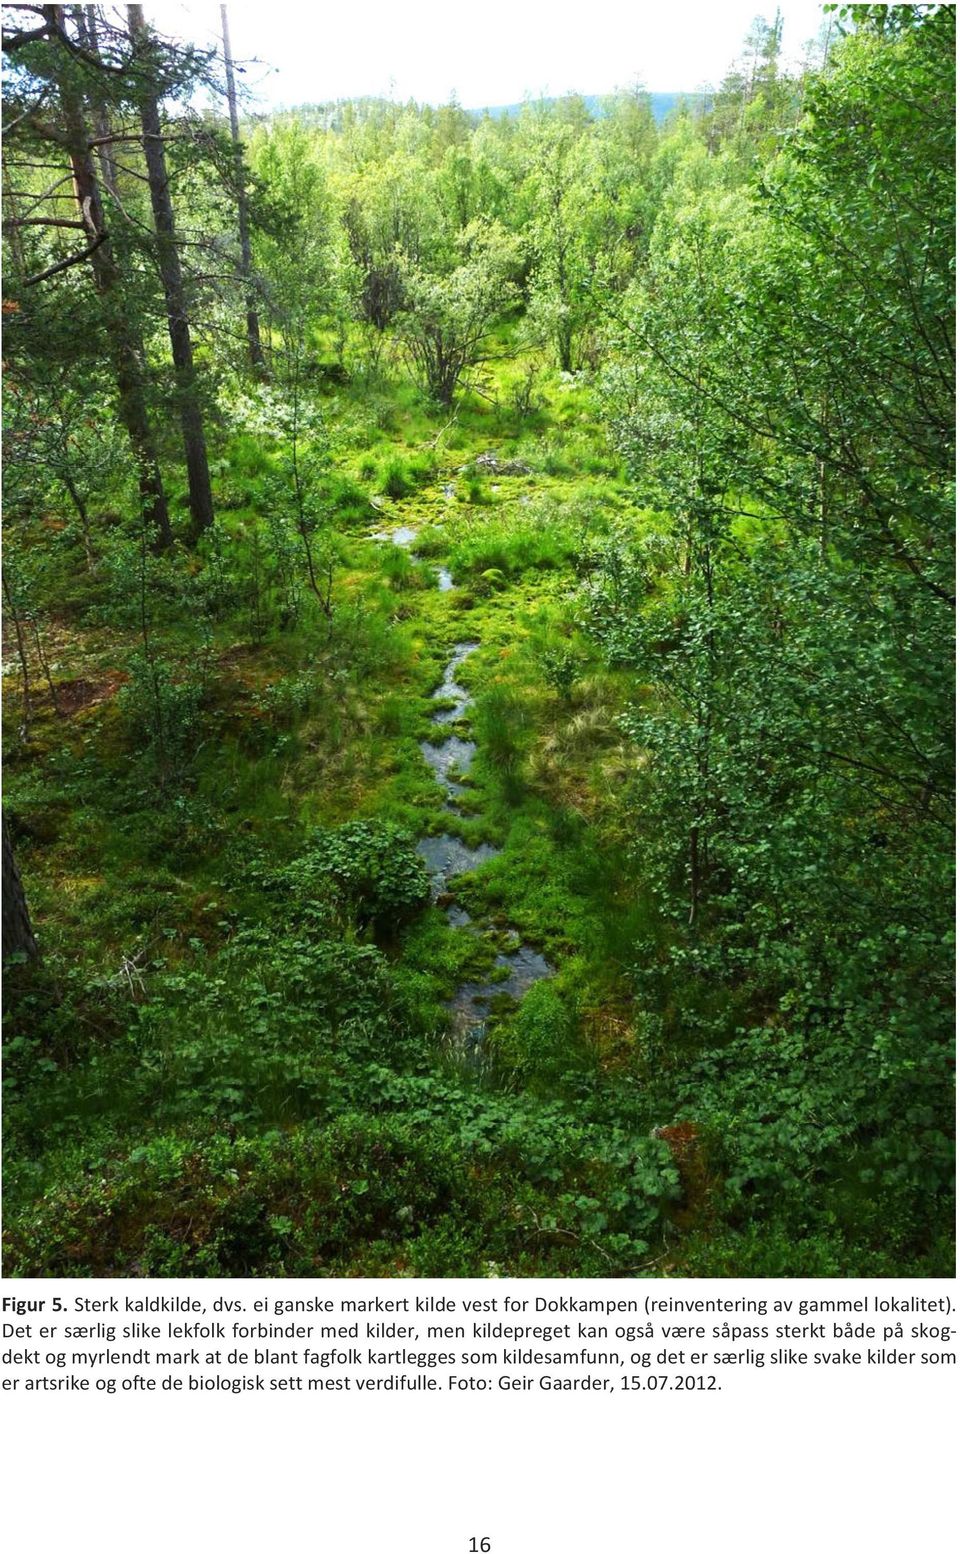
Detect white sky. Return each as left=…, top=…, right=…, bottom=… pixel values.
left=145, top=0, right=832, bottom=110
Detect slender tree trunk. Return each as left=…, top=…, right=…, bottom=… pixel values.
left=3, top=573, right=33, bottom=740
left=221, top=3, right=265, bottom=375
left=2, top=163, right=26, bottom=275
left=77, top=8, right=122, bottom=200
left=2, top=817, right=39, bottom=962
left=688, top=822, right=700, bottom=928
left=69, top=136, right=172, bottom=551
left=53, top=11, right=172, bottom=550
left=817, top=391, right=830, bottom=562
left=30, top=615, right=62, bottom=715
left=62, top=467, right=97, bottom=572
left=128, top=3, right=214, bottom=540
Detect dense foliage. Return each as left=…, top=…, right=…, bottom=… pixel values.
left=2, top=4, right=953, bottom=1277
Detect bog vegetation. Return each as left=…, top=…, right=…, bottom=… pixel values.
left=1, top=4, right=954, bottom=1277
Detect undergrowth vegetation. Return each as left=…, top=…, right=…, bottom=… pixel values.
left=2, top=6, right=953, bottom=1278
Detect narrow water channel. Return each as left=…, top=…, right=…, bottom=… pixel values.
left=372, top=518, right=555, bottom=1045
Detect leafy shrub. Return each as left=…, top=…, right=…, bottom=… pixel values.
left=118, top=653, right=205, bottom=787
left=538, top=644, right=582, bottom=701
left=510, top=360, right=546, bottom=419
left=3, top=1090, right=681, bottom=1276
left=286, top=821, right=430, bottom=930
left=3, top=1118, right=476, bottom=1277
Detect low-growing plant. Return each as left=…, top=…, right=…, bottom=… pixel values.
left=455, top=474, right=491, bottom=505
left=284, top=821, right=430, bottom=931
left=538, top=644, right=582, bottom=702
left=474, top=684, right=530, bottom=791
left=118, top=653, right=206, bottom=790
left=491, top=982, right=589, bottom=1085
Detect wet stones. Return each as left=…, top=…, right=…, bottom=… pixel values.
left=416, top=834, right=500, bottom=900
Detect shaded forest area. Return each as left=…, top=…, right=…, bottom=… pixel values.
left=1, top=4, right=954, bottom=1277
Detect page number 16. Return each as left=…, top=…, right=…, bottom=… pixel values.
left=468, top=1540, right=491, bottom=1552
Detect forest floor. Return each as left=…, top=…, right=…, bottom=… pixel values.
left=8, top=355, right=648, bottom=1043
left=5, top=342, right=949, bottom=1280
left=4, top=348, right=703, bottom=1278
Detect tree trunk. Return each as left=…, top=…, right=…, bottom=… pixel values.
left=2, top=572, right=33, bottom=739
left=817, top=390, right=830, bottom=562
left=2, top=817, right=39, bottom=961
left=62, top=466, right=97, bottom=572
left=688, top=822, right=700, bottom=928
left=221, top=4, right=266, bottom=375
left=76, top=7, right=122, bottom=201
left=53, top=10, right=172, bottom=550
left=128, top=3, right=214, bottom=540
left=2, top=163, right=26, bottom=275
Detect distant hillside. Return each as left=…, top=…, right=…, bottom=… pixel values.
left=467, top=92, right=691, bottom=124
left=260, top=92, right=699, bottom=133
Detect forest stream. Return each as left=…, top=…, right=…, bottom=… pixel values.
left=372, top=521, right=555, bottom=1048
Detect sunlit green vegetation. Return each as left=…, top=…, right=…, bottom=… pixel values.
left=2, top=4, right=953, bottom=1277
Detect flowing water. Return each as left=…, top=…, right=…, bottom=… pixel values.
left=448, top=945, right=555, bottom=1046
left=372, top=517, right=555, bottom=1046
left=372, top=524, right=420, bottom=546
